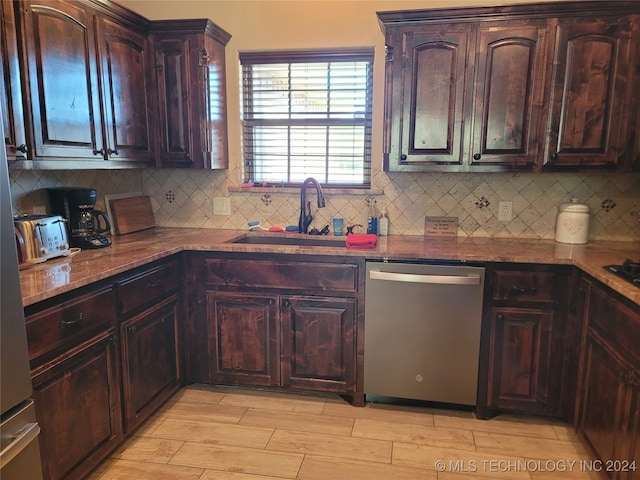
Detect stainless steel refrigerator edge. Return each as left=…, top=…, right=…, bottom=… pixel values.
left=0, top=118, right=44, bottom=478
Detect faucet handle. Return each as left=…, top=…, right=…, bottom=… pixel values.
left=345, top=224, right=363, bottom=235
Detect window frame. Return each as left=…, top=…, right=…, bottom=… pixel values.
left=240, top=48, right=374, bottom=188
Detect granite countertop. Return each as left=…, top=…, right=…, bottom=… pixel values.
left=20, top=227, right=640, bottom=307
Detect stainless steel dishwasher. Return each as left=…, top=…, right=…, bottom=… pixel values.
left=364, top=261, right=485, bottom=406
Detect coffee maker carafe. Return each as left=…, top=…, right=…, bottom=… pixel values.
left=47, top=187, right=112, bottom=249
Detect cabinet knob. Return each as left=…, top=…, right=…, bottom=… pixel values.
left=496, top=314, right=504, bottom=321
left=473, top=153, right=481, bottom=161
left=400, top=154, right=407, bottom=162
left=283, top=299, right=290, bottom=307
left=550, top=152, right=559, bottom=161
left=16, top=144, right=28, bottom=154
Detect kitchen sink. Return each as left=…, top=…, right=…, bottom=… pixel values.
left=229, top=234, right=346, bottom=247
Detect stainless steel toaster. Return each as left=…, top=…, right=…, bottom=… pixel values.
left=14, top=215, right=71, bottom=264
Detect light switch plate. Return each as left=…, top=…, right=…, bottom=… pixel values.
left=213, top=197, right=231, bottom=216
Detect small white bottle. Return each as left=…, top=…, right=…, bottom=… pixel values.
left=378, top=209, right=389, bottom=236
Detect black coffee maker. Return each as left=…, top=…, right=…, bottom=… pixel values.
left=47, top=187, right=111, bottom=249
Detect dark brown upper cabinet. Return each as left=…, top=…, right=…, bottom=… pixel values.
left=14, top=0, right=155, bottom=168
left=544, top=15, right=639, bottom=171
left=151, top=20, right=231, bottom=169
left=1, top=1, right=27, bottom=161
left=381, top=20, right=548, bottom=172
left=378, top=1, right=640, bottom=173
left=96, top=16, right=156, bottom=166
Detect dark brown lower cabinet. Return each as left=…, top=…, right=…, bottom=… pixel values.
left=281, top=295, right=356, bottom=393
left=576, top=277, right=640, bottom=480
left=486, top=307, right=554, bottom=413
left=578, top=330, right=635, bottom=476
left=206, top=292, right=280, bottom=387
left=196, top=253, right=364, bottom=404
left=31, top=330, right=122, bottom=480
left=120, top=295, right=181, bottom=433
left=477, top=264, right=572, bottom=419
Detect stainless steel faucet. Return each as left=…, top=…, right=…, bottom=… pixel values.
left=298, top=177, right=326, bottom=234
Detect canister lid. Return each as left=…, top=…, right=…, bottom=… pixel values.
left=558, top=198, right=589, bottom=213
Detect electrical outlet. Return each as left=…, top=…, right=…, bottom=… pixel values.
left=213, top=197, right=231, bottom=216
left=498, top=201, right=512, bottom=222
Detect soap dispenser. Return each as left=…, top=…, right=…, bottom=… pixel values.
left=378, top=209, right=389, bottom=236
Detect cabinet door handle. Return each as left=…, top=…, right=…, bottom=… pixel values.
left=147, top=280, right=160, bottom=289
left=511, top=286, right=537, bottom=294
left=93, top=148, right=106, bottom=158
left=128, top=325, right=137, bottom=333
left=107, top=148, right=119, bottom=156
left=60, top=312, right=83, bottom=330
left=16, top=144, right=28, bottom=154
left=473, top=153, right=481, bottom=160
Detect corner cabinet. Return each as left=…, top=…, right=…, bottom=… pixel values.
left=186, top=253, right=365, bottom=406
left=114, top=260, right=182, bottom=434
left=477, top=264, right=573, bottom=419
left=575, top=276, right=640, bottom=480
left=151, top=20, right=231, bottom=169
left=14, top=0, right=155, bottom=168
left=378, top=2, right=640, bottom=173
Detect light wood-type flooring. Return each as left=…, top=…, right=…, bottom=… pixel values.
left=88, top=385, right=601, bottom=480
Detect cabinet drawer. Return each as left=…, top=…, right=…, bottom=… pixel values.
left=115, top=261, right=179, bottom=315
left=205, top=258, right=358, bottom=293
left=26, top=285, right=116, bottom=363
left=492, top=270, right=555, bottom=303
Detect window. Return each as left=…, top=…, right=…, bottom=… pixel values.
left=240, top=49, right=373, bottom=187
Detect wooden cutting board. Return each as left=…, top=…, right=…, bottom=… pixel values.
left=108, top=195, right=155, bottom=235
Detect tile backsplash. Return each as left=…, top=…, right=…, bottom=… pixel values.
left=9, top=168, right=640, bottom=242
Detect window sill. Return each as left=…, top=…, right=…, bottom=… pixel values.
left=228, top=186, right=384, bottom=196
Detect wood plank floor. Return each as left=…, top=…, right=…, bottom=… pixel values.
left=88, top=385, right=600, bottom=480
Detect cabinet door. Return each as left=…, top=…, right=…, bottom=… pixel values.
left=1, top=0, right=27, bottom=160
left=97, top=17, right=155, bottom=165
left=31, top=330, right=122, bottom=480
left=625, top=381, right=640, bottom=480
left=120, top=296, right=180, bottom=433
left=206, top=292, right=280, bottom=387
left=385, top=25, right=470, bottom=170
left=202, top=33, right=229, bottom=169
left=470, top=24, right=548, bottom=169
left=487, top=307, right=554, bottom=414
left=154, top=36, right=194, bottom=167
left=578, top=330, right=631, bottom=476
left=281, top=296, right=356, bottom=394
left=20, top=0, right=104, bottom=160
left=545, top=16, right=636, bottom=169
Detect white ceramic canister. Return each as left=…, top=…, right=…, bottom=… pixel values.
left=555, top=198, right=590, bottom=244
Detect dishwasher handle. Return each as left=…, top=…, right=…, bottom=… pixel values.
left=369, top=269, right=481, bottom=286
